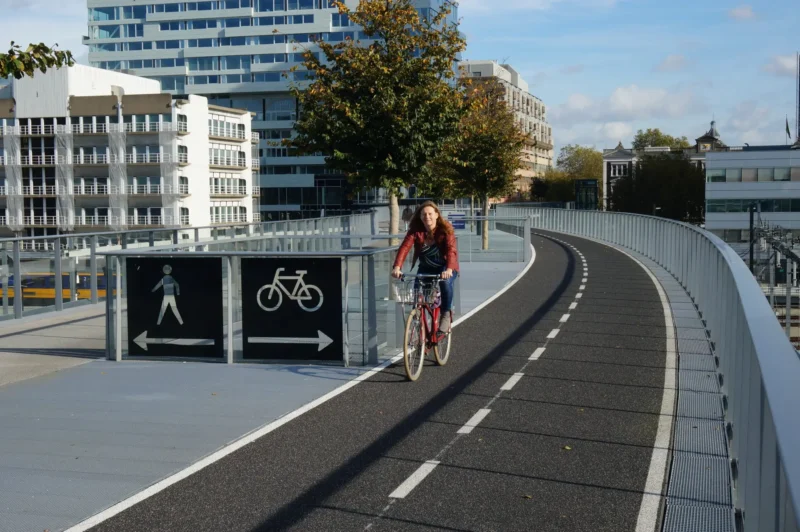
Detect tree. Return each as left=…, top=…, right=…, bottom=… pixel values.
left=556, top=144, right=603, bottom=180
left=631, top=128, right=691, bottom=150
left=608, top=152, right=704, bottom=222
left=530, top=177, right=549, bottom=202
left=286, top=0, right=466, bottom=239
left=0, top=42, right=74, bottom=80
left=540, top=168, right=574, bottom=202
left=422, top=79, right=526, bottom=249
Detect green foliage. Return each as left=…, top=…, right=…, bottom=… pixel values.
left=631, top=128, right=691, bottom=151
left=537, top=145, right=603, bottom=203
left=286, top=0, right=466, bottom=198
left=0, top=42, right=75, bottom=80
left=530, top=177, right=549, bottom=202
left=420, top=79, right=527, bottom=203
left=608, top=152, right=705, bottom=222
left=540, top=168, right=575, bottom=202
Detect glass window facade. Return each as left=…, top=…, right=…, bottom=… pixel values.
left=707, top=167, right=798, bottom=183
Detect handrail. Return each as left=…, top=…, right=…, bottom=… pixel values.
left=497, top=204, right=800, bottom=532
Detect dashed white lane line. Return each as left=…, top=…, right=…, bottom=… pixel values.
left=569, top=302, right=577, bottom=310
left=559, top=314, right=570, bottom=323
left=582, top=277, right=588, bottom=283
left=579, top=284, right=586, bottom=290
left=500, top=373, right=525, bottom=391
left=457, top=408, right=492, bottom=434
left=547, top=329, right=560, bottom=339
left=530, top=347, right=546, bottom=360
left=576, top=293, right=583, bottom=299
left=389, top=461, right=441, bottom=499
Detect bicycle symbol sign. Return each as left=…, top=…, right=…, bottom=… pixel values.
left=257, top=268, right=324, bottom=312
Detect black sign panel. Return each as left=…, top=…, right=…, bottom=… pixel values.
left=126, top=257, right=223, bottom=358
left=241, top=258, right=343, bottom=361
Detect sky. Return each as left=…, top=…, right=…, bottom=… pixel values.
left=0, top=0, right=797, bottom=156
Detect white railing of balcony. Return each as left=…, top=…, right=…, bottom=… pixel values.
left=0, top=216, right=5, bottom=225
left=20, top=155, right=60, bottom=166
left=251, top=186, right=261, bottom=197
left=209, top=156, right=247, bottom=168
left=76, top=215, right=110, bottom=226
left=0, top=186, right=5, bottom=196
left=23, top=215, right=58, bottom=226
left=251, top=159, right=260, bottom=170
left=128, top=215, right=169, bottom=226
left=178, top=121, right=188, bottom=133
left=75, top=153, right=111, bottom=165
left=179, top=184, right=189, bottom=195
left=208, top=126, right=246, bottom=140
left=210, top=186, right=248, bottom=196
left=125, top=153, right=174, bottom=164
left=73, top=185, right=116, bottom=195
left=0, top=156, right=4, bottom=165
left=210, top=213, right=248, bottom=224
left=251, top=132, right=260, bottom=143
left=127, top=184, right=165, bottom=195
left=20, top=185, right=58, bottom=196
left=18, top=125, right=56, bottom=135
left=181, top=215, right=190, bottom=226
left=178, top=153, right=188, bottom=164
left=20, top=240, right=58, bottom=251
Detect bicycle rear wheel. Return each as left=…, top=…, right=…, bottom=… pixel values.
left=403, top=308, right=425, bottom=381
left=433, top=310, right=452, bottom=366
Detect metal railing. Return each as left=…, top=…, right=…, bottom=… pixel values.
left=251, top=132, right=260, bottom=143
left=0, top=212, right=374, bottom=322
left=210, top=186, right=248, bottom=196
left=0, top=186, right=5, bottom=196
left=251, top=159, right=260, bottom=170
left=74, top=185, right=113, bottom=195
left=210, top=213, right=249, bottom=224
left=180, top=184, right=189, bottom=195
left=23, top=215, right=58, bottom=226
left=208, top=126, right=247, bottom=140
left=20, top=185, right=58, bottom=196
left=496, top=204, right=800, bottom=532
left=252, top=186, right=261, bottom=197
left=209, top=156, right=246, bottom=169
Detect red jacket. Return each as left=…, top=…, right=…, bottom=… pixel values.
left=393, top=228, right=460, bottom=272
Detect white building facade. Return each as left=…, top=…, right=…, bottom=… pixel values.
left=84, top=0, right=455, bottom=219
left=0, top=64, right=256, bottom=239
left=705, top=147, right=800, bottom=246
left=458, top=60, right=553, bottom=193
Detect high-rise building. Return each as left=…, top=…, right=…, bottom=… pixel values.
left=85, top=0, right=457, bottom=220
left=458, top=60, right=554, bottom=195
left=0, top=64, right=257, bottom=240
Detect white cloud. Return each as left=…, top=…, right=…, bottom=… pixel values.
left=728, top=5, right=755, bottom=20
left=763, top=55, right=797, bottom=77
left=655, top=54, right=687, bottom=72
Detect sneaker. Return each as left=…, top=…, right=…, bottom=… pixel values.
left=438, top=312, right=451, bottom=335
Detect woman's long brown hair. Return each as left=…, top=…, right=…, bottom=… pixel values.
left=408, top=201, right=454, bottom=236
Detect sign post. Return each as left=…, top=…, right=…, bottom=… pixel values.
left=126, top=257, right=224, bottom=358
left=241, top=257, right=343, bottom=361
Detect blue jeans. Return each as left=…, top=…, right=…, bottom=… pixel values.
left=418, top=267, right=458, bottom=312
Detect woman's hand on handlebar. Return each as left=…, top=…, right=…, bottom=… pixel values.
left=442, top=268, right=454, bottom=280
left=391, top=266, right=403, bottom=279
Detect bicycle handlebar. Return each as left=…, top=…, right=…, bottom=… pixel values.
left=398, top=273, right=443, bottom=281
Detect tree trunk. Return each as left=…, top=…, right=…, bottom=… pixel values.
left=481, top=195, right=490, bottom=251
left=389, top=192, right=400, bottom=245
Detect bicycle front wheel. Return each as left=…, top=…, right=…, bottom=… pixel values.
left=434, top=310, right=452, bottom=366
left=403, top=308, right=425, bottom=381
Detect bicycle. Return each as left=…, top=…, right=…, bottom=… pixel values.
left=257, top=268, right=324, bottom=312
left=393, top=273, right=453, bottom=381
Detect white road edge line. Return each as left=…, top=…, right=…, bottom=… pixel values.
left=547, top=329, right=560, bottom=339
left=457, top=408, right=492, bottom=434
left=389, top=460, right=441, bottom=499
left=569, top=302, right=577, bottom=310
left=64, top=242, right=539, bottom=532
left=559, top=314, right=570, bottom=323
left=500, top=373, right=525, bottom=391
left=529, top=347, right=546, bottom=360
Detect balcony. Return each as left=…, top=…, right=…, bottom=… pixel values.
left=178, top=153, right=189, bottom=165
left=210, top=185, right=248, bottom=197
left=76, top=215, right=110, bottom=227
left=208, top=125, right=247, bottom=142
left=0, top=216, right=5, bottom=225
left=127, top=184, right=168, bottom=195
left=20, top=185, right=58, bottom=196
left=251, top=159, right=260, bottom=170
left=180, top=184, right=189, bottom=195
left=74, top=185, right=114, bottom=195
left=0, top=186, right=5, bottom=196
left=74, top=154, right=111, bottom=165
left=178, top=121, right=188, bottom=134
left=20, top=155, right=61, bottom=166
left=17, top=125, right=56, bottom=136
left=251, top=132, right=260, bottom=143
left=125, top=153, right=177, bottom=165
left=181, top=215, right=190, bottom=226
left=252, top=186, right=261, bottom=197
left=209, top=156, right=247, bottom=170
left=210, top=213, right=248, bottom=224
left=23, top=215, right=58, bottom=226
left=128, top=215, right=173, bottom=227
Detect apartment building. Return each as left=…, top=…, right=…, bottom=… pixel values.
left=0, top=64, right=257, bottom=239
left=85, top=0, right=456, bottom=220
left=458, top=60, right=554, bottom=193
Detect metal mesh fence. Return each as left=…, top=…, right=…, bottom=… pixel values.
left=56, top=130, right=74, bottom=231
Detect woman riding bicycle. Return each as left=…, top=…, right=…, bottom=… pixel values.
left=391, top=201, right=460, bottom=336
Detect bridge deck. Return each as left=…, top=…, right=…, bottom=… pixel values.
left=81, top=232, right=670, bottom=532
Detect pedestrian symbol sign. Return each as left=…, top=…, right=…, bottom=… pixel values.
left=126, top=257, right=223, bottom=358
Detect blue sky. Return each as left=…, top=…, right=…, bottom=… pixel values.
left=0, top=0, right=797, bottom=155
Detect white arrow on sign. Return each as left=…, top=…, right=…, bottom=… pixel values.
left=247, top=330, right=333, bottom=352
left=134, top=331, right=214, bottom=352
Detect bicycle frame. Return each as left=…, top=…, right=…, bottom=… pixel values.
left=401, top=273, right=444, bottom=347
left=270, top=268, right=311, bottom=300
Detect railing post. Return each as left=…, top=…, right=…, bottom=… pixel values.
left=114, top=256, right=122, bottom=361
left=172, top=229, right=179, bottom=245
left=148, top=231, right=155, bottom=247
left=13, top=240, right=22, bottom=318
left=54, top=237, right=63, bottom=311
left=226, top=256, right=234, bottom=364
left=90, top=236, right=99, bottom=304
left=366, top=254, right=378, bottom=365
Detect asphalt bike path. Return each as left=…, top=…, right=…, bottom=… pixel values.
left=87, top=231, right=668, bottom=532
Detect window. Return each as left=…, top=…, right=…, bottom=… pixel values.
left=156, top=40, right=184, bottom=50
left=758, top=168, right=774, bottom=181
left=157, top=76, right=186, bottom=92
left=292, top=52, right=318, bottom=62
left=188, top=75, right=220, bottom=85
left=160, top=21, right=184, bottom=31
left=187, top=38, right=218, bottom=48
left=725, top=168, right=742, bottom=182
left=188, top=19, right=219, bottom=29
left=91, top=7, right=118, bottom=21
left=792, top=168, right=800, bottom=182
left=95, top=25, right=121, bottom=39
left=254, top=53, right=287, bottom=63
left=742, top=168, right=757, bottom=182
left=122, top=5, right=147, bottom=18
left=332, top=13, right=351, bottom=26
left=188, top=57, right=219, bottom=71
left=706, top=169, right=725, bottom=183
left=253, top=72, right=282, bottom=83
left=221, top=55, right=250, bottom=70
left=125, top=24, right=145, bottom=37
left=151, top=3, right=183, bottom=13
left=775, top=168, right=790, bottom=181
left=187, top=1, right=218, bottom=10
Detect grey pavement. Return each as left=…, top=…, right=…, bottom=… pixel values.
left=84, top=232, right=670, bottom=532
left=0, top=256, right=526, bottom=532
